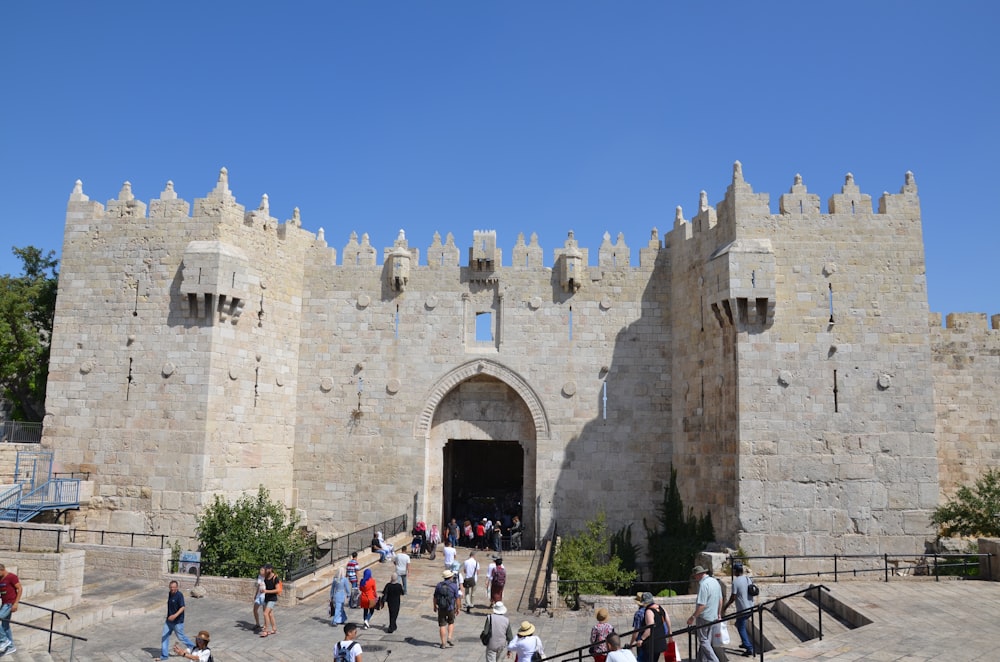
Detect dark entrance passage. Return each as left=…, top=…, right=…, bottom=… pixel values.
left=443, top=440, right=523, bottom=528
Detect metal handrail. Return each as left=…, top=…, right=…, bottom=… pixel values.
left=541, top=584, right=833, bottom=662
left=731, top=552, right=993, bottom=582
left=285, top=514, right=408, bottom=581
left=9, top=600, right=87, bottom=658
left=69, top=528, right=169, bottom=548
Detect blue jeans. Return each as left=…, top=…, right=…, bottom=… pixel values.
left=735, top=612, right=754, bottom=653
left=400, top=574, right=408, bottom=594
left=0, top=603, right=12, bottom=647
left=162, top=619, right=194, bottom=658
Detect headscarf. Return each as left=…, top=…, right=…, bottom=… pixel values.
left=430, top=524, right=440, bottom=542
left=336, top=566, right=346, bottom=580
left=390, top=573, right=400, bottom=584
left=362, top=568, right=373, bottom=584
left=376, top=531, right=385, bottom=543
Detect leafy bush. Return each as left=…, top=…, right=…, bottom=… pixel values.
left=932, top=468, right=1000, bottom=537
left=554, top=512, right=637, bottom=606
left=195, top=486, right=313, bottom=578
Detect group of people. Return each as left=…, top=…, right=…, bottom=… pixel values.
left=448, top=514, right=523, bottom=552
left=158, top=562, right=285, bottom=660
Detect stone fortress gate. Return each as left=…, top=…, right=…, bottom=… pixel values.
left=41, top=162, right=1000, bottom=557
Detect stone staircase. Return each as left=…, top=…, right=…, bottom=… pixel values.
left=749, top=584, right=871, bottom=656
left=15, top=573, right=163, bottom=661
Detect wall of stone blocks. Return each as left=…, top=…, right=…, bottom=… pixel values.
left=2, top=550, right=84, bottom=601
left=66, top=543, right=170, bottom=581
left=931, top=313, right=1000, bottom=496
left=38, top=164, right=999, bottom=560
left=0, top=522, right=70, bottom=553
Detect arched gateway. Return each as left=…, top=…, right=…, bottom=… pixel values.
left=417, top=360, right=549, bottom=548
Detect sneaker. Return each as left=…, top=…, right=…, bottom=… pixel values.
left=5, top=647, right=13, bottom=654
left=0, top=643, right=9, bottom=654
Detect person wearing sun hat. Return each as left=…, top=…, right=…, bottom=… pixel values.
left=482, top=601, right=514, bottom=661
left=172, top=630, right=211, bottom=661
left=687, top=565, right=722, bottom=662
left=508, top=620, right=544, bottom=661
left=433, top=569, right=461, bottom=648
left=589, top=607, right=614, bottom=662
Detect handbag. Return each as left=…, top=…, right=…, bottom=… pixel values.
left=375, top=593, right=386, bottom=610
left=712, top=622, right=731, bottom=645
left=480, top=615, right=493, bottom=646
left=664, top=640, right=678, bottom=662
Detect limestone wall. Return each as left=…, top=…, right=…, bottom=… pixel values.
left=39, top=163, right=998, bottom=559
left=66, top=542, right=170, bottom=580
left=931, top=313, right=1000, bottom=496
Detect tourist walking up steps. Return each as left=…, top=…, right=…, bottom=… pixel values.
left=156, top=580, right=194, bottom=661
left=723, top=562, right=756, bottom=656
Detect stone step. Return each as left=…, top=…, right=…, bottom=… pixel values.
left=753, top=606, right=808, bottom=653
left=17, top=578, right=163, bottom=655
left=772, top=595, right=852, bottom=641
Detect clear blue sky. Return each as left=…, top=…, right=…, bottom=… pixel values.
left=2, top=1, right=997, bottom=317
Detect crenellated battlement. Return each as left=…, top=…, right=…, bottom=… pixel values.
left=67, top=162, right=923, bottom=274
left=930, top=312, right=1000, bottom=334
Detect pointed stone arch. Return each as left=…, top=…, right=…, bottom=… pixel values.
left=416, top=359, right=549, bottom=546
left=415, top=359, right=550, bottom=441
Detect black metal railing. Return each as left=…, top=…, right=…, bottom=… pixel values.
left=16, top=600, right=88, bottom=655
left=731, top=552, right=993, bottom=582
left=284, top=514, right=408, bottom=581
left=0, top=421, right=42, bottom=443
left=54, top=471, right=91, bottom=480
left=69, top=528, right=169, bottom=548
left=542, top=584, right=833, bottom=662
left=0, top=526, right=65, bottom=552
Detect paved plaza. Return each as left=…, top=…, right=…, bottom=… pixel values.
left=30, top=551, right=1000, bottom=661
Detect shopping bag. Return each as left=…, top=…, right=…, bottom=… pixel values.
left=663, top=640, right=678, bottom=662
left=712, top=622, right=731, bottom=646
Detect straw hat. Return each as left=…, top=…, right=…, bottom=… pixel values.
left=442, top=569, right=454, bottom=579
left=517, top=621, right=536, bottom=636
left=596, top=607, right=609, bottom=622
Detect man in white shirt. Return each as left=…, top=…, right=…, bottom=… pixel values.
left=462, top=551, right=480, bottom=612
left=442, top=539, right=457, bottom=572
left=606, top=633, right=637, bottom=662
left=334, top=622, right=363, bottom=662
left=394, top=549, right=411, bottom=594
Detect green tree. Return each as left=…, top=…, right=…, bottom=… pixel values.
left=932, top=468, right=1000, bottom=537
left=195, top=486, right=314, bottom=578
left=554, top=512, right=637, bottom=605
left=0, top=247, right=58, bottom=421
left=645, top=465, right=715, bottom=594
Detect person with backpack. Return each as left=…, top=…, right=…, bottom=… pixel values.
left=433, top=569, right=460, bottom=649
left=634, top=592, right=670, bottom=662
left=172, top=629, right=212, bottom=661
left=488, top=557, right=507, bottom=606
left=723, top=563, right=756, bottom=657
left=334, top=622, right=363, bottom=662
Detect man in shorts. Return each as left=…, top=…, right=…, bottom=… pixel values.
left=433, top=570, right=460, bottom=649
